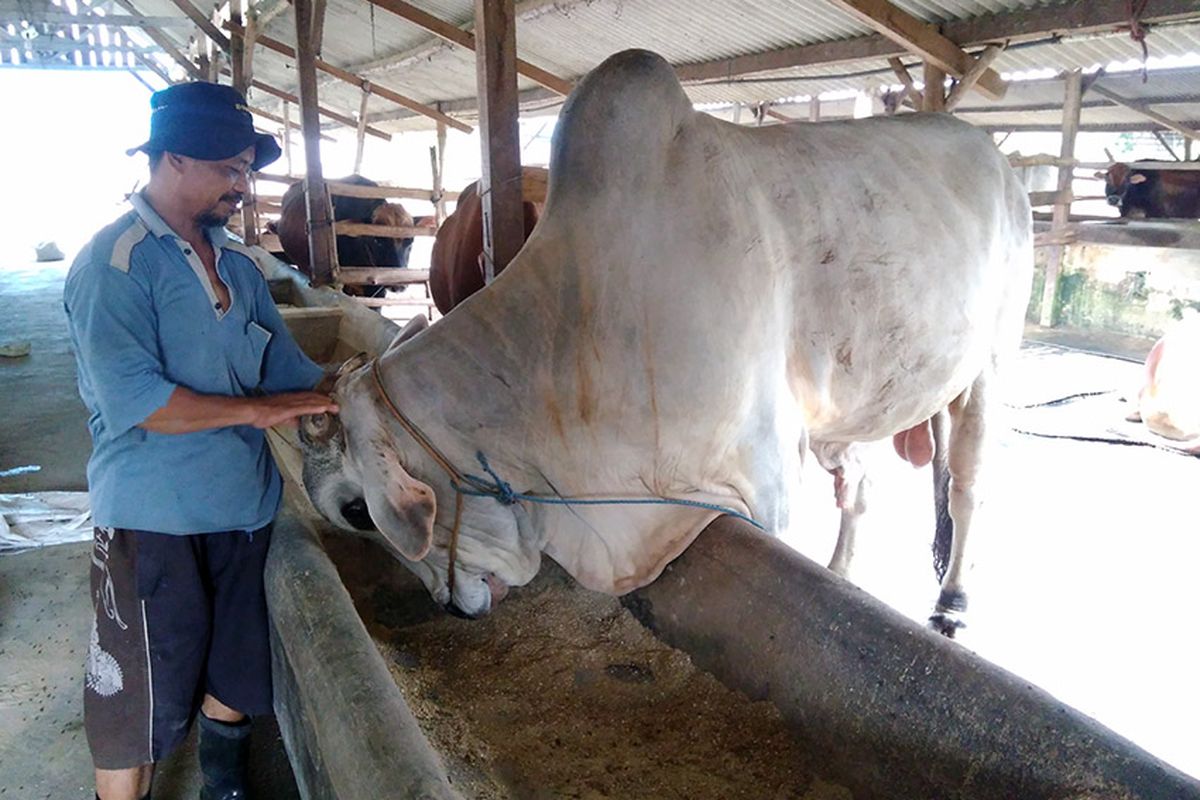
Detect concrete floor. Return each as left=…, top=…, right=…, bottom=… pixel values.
left=0, top=260, right=299, bottom=799
left=786, top=343, right=1200, bottom=780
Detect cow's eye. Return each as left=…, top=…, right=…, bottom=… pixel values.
left=300, top=412, right=340, bottom=444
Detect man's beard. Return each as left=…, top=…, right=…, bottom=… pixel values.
left=196, top=194, right=242, bottom=228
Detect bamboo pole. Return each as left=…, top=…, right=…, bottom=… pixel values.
left=282, top=100, right=293, bottom=175
left=1039, top=68, right=1082, bottom=328
left=354, top=84, right=371, bottom=174
left=293, top=0, right=337, bottom=286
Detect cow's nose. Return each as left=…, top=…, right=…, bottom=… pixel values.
left=340, top=498, right=376, bottom=531
left=1107, top=195, right=1121, bottom=206
left=443, top=602, right=480, bottom=620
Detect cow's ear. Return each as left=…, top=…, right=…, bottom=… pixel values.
left=359, top=447, right=436, bottom=561
left=1130, top=173, right=1148, bottom=184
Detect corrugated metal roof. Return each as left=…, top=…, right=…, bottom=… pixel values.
left=4, top=0, right=1199, bottom=137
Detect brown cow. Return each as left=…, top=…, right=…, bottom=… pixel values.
left=272, top=174, right=417, bottom=297
left=1100, top=161, right=1200, bottom=219
left=429, top=166, right=548, bottom=314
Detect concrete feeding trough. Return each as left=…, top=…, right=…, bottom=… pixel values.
left=260, top=256, right=1200, bottom=800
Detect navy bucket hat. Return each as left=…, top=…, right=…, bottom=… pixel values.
left=127, top=82, right=282, bottom=171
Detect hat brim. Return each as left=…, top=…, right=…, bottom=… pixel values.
left=127, top=131, right=281, bottom=171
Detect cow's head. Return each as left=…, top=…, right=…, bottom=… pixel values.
left=1100, top=162, right=1148, bottom=209
left=298, top=324, right=542, bottom=618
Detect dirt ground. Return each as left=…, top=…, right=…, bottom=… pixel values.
left=328, top=537, right=850, bottom=800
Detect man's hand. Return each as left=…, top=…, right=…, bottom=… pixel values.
left=140, top=387, right=338, bottom=434
left=247, top=392, right=340, bottom=429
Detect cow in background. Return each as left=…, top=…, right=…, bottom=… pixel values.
left=429, top=166, right=548, bottom=314
left=1128, top=315, right=1200, bottom=449
left=273, top=175, right=419, bottom=295
left=1100, top=161, right=1200, bottom=219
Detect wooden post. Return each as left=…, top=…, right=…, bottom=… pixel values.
left=282, top=100, right=293, bottom=175
left=732, top=102, right=742, bottom=125
left=230, top=0, right=258, bottom=245
left=809, top=96, right=820, bottom=123
left=1039, top=68, right=1083, bottom=328
left=430, top=119, right=447, bottom=226
left=293, top=0, right=337, bottom=285
left=922, top=62, right=946, bottom=111
left=473, top=0, right=523, bottom=283
left=354, top=83, right=371, bottom=174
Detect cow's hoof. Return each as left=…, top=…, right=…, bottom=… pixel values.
left=928, top=611, right=965, bottom=638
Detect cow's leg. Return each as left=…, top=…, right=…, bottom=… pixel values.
left=929, top=375, right=990, bottom=638
left=810, top=442, right=868, bottom=579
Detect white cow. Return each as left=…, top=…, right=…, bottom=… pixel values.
left=299, top=49, right=1033, bottom=634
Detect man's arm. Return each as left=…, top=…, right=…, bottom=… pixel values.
left=139, top=387, right=339, bottom=434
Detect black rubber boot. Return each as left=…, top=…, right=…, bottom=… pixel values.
left=198, top=713, right=252, bottom=800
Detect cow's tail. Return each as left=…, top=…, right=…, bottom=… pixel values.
left=930, top=409, right=954, bottom=583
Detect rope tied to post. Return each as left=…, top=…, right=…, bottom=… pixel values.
left=367, top=358, right=764, bottom=600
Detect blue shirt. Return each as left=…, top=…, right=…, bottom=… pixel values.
left=63, top=193, right=324, bottom=534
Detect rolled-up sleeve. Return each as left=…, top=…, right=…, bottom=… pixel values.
left=65, top=264, right=177, bottom=436
left=252, top=276, right=325, bottom=393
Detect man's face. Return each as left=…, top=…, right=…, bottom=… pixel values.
left=177, top=146, right=255, bottom=228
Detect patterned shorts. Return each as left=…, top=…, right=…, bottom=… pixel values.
left=84, top=525, right=273, bottom=770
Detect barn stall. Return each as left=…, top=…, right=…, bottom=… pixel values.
left=3, top=0, right=1200, bottom=798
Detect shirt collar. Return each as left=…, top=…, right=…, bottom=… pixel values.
left=130, top=191, right=231, bottom=250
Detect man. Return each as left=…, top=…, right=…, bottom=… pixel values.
left=64, top=82, right=337, bottom=800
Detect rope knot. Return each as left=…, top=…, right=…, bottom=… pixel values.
left=473, top=451, right=518, bottom=505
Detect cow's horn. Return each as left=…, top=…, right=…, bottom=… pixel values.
left=1104, top=147, right=1115, bottom=164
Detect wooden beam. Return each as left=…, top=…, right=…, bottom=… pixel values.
left=433, top=119, right=447, bottom=224
left=113, top=0, right=203, bottom=79
left=1039, top=68, right=1082, bottom=329
left=945, top=45, right=1003, bottom=111
left=162, top=0, right=230, bottom=51
left=887, top=56, right=923, bottom=107
left=249, top=78, right=393, bottom=140
left=310, top=0, right=326, bottom=55
left=765, top=108, right=796, bottom=123
left=337, top=268, right=431, bottom=285
left=823, top=0, right=1005, bottom=100
left=334, top=222, right=435, bottom=238
left=1089, top=84, right=1200, bottom=142
left=676, top=0, right=1200, bottom=86
left=474, top=0, right=525, bottom=282
left=327, top=180, right=460, bottom=201
left=293, top=0, right=337, bottom=286
left=0, top=9, right=194, bottom=27
left=254, top=0, right=290, bottom=27
left=228, top=24, right=472, bottom=133
left=367, top=0, right=573, bottom=96
left=922, top=62, right=946, bottom=112
left=134, top=50, right=175, bottom=85
left=1152, top=131, right=1182, bottom=161
left=230, top=0, right=259, bottom=246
